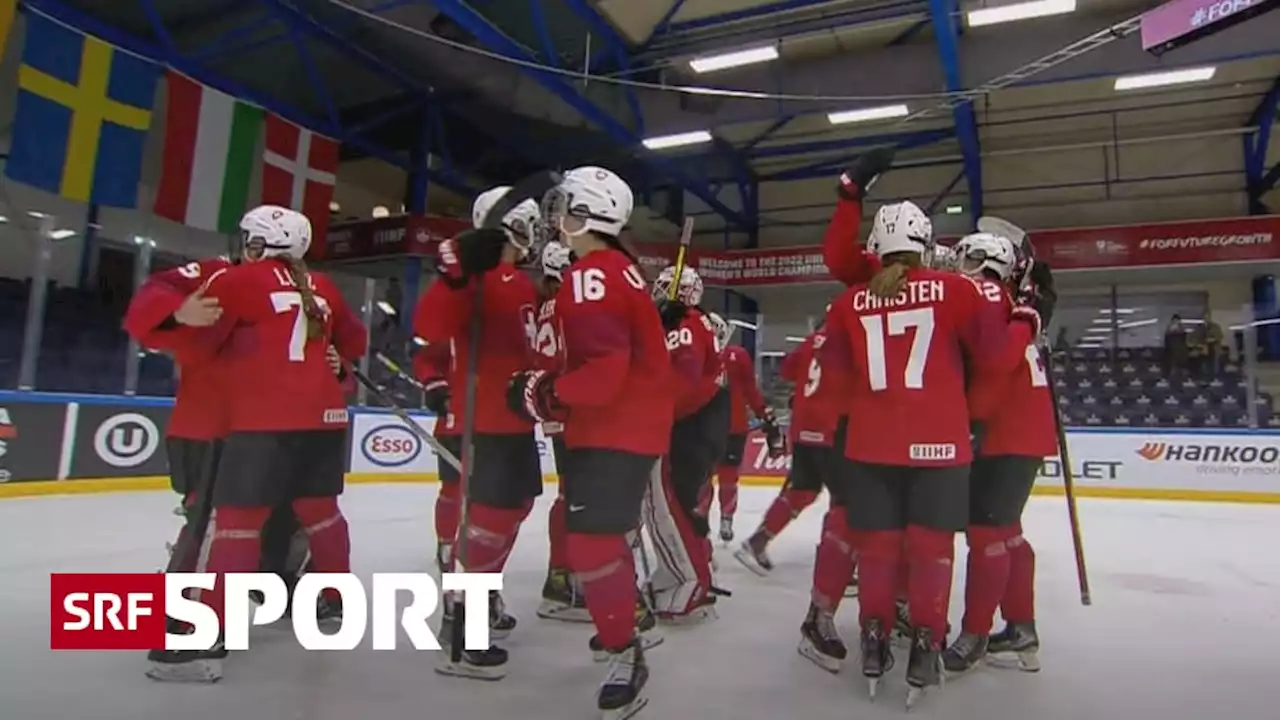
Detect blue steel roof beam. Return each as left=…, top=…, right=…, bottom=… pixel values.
left=137, top=0, right=178, bottom=52
left=928, top=0, right=983, bottom=219
left=266, top=0, right=341, bottom=127
left=560, top=0, right=646, bottom=133
left=665, top=0, right=854, bottom=35
left=1246, top=76, right=1280, bottom=214
left=22, top=0, right=476, bottom=196
left=428, top=0, right=750, bottom=230
left=747, top=127, right=953, bottom=159
left=755, top=129, right=954, bottom=181
left=641, top=0, right=692, bottom=48
left=529, top=0, right=562, bottom=65
left=192, top=0, right=417, bottom=64
left=347, top=94, right=431, bottom=135
left=741, top=115, right=796, bottom=151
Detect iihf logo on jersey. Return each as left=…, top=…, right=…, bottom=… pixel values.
left=50, top=572, right=501, bottom=651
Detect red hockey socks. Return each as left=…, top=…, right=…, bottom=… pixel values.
left=961, top=524, right=1014, bottom=635
left=759, top=487, right=819, bottom=538
left=434, top=481, right=461, bottom=545
left=1002, top=530, right=1037, bottom=623
left=292, top=497, right=350, bottom=577
left=547, top=496, right=568, bottom=571
left=567, top=533, right=638, bottom=651
left=205, top=506, right=271, bottom=620
left=695, top=482, right=712, bottom=518
left=716, top=466, right=740, bottom=516
left=895, top=550, right=909, bottom=601
left=458, top=502, right=528, bottom=573
left=810, top=507, right=855, bottom=612
left=905, top=525, right=956, bottom=641
left=854, top=529, right=903, bottom=631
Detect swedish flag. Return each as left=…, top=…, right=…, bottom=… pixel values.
left=5, top=13, right=160, bottom=207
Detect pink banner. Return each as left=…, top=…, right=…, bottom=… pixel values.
left=1140, top=0, right=1277, bottom=53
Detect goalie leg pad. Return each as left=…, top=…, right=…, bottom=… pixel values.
left=641, top=458, right=712, bottom=617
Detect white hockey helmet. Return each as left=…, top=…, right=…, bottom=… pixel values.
left=867, top=200, right=933, bottom=259
left=928, top=244, right=958, bottom=271
left=472, top=185, right=540, bottom=257
left=706, top=312, right=733, bottom=351
left=541, top=240, right=574, bottom=281
left=953, top=231, right=1017, bottom=281
left=550, top=166, right=634, bottom=237
left=239, top=205, right=312, bottom=261
left=653, top=265, right=704, bottom=306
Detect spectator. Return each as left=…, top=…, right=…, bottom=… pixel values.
left=1201, top=311, right=1224, bottom=376
left=1164, top=314, right=1188, bottom=376
left=1054, top=326, right=1069, bottom=350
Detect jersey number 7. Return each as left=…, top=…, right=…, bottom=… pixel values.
left=861, top=308, right=934, bottom=391
left=271, top=291, right=331, bottom=362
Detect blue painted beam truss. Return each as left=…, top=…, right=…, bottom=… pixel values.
left=1245, top=76, right=1280, bottom=215
left=24, top=0, right=477, bottom=198
left=928, top=0, right=983, bottom=220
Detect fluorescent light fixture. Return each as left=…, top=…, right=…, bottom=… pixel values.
left=371, top=205, right=390, bottom=218
left=376, top=301, right=397, bottom=315
left=827, top=104, right=909, bottom=125
left=49, top=229, right=76, bottom=240
left=642, top=131, right=713, bottom=150
left=1097, top=308, right=1137, bottom=314
left=0, top=215, right=7, bottom=223
left=1090, top=318, right=1115, bottom=325
left=329, top=200, right=341, bottom=212
left=689, top=45, right=778, bottom=74
left=27, top=210, right=46, bottom=218
left=1075, top=343, right=1103, bottom=348
left=785, top=335, right=806, bottom=343
left=1230, top=318, right=1280, bottom=330
left=1118, top=318, right=1159, bottom=329
left=729, top=319, right=758, bottom=330
left=759, top=351, right=786, bottom=358
left=413, top=336, right=427, bottom=347
left=1114, top=66, right=1215, bottom=91
left=945, top=205, right=964, bottom=215
left=967, top=0, right=1076, bottom=27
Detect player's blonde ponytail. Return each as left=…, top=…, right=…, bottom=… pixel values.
left=867, top=253, right=920, bottom=299
left=284, top=257, right=325, bottom=340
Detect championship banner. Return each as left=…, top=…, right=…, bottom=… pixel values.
left=323, top=215, right=470, bottom=261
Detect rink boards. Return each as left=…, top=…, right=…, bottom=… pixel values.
left=1, top=391, right=1279, bottom=503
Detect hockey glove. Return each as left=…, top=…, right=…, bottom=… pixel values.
left=435, top=229, right=507, bottom=289
left=656, top=299, right=688, bottom=332
left=1026, top=260, right=1057, bottom=328
left=1010, top=304, right=1043, bottom=339
left=421, top=377, right=451, bottom=415
left=760, top=410, right=786, bottom=459
left=507, top=369, right=566, bottom=424
left=838, top=146, right=897, bottom=201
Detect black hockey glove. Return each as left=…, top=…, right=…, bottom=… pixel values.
left=760, top=409, right=786, bottom=459
left=421, top=377, right=450, bottom=415
left=656, top=298, right=687, bottom=332
left=435, top=229, right=507, bottom=289
left=1026, top=260, right=1057, bottom=328
left=507, top=369, right=566, bottom=423
left=837, top=146, right=897, bottom=201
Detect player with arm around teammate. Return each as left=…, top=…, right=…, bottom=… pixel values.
left=943, top=226, right=1057, bottom=675
left=822, top=200, right=1042, bottom=707
left=507, top=166, right=671, bottom=720
left=146, top=206, right=368, bottom=684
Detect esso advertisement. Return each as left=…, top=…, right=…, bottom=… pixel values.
left=361, top=424, right=422, bottom=467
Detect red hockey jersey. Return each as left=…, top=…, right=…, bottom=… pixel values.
left=413, top=261, right=539, bottom=436
left=780, top=329, right=846, bottom=447
left=824, top=268, right=1026, bottom=467
left=722, top=344, right=767, bottom=434
left=548, top=248, right=673, bottom=454
left=966, top=279, right=1058, bottom=458
left=201, top=259, right=367, bottom=432
left=122, top=258, right=233, bottom=440
left=822, top=196, right=881, bottom=287
left=668, top=309, right=723, bottom=419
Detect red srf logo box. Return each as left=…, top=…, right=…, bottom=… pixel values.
left=50, top=573, right=166, bottom=650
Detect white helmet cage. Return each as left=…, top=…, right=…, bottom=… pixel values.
left=540, top=240, right=574, bottom=281
left=472, top=185, right=542, bottom=259
left=706, top=312, right=733, bottom=351
left=238, top=204, right=312, bottom=261
left=867, top=200, right=934, bottom=259
left=544, top=166, right=635, bottom=238
left=928, top=244, right=958, bottom=271
left=653, top=265, right=704, bottom=306
left=954, top=232, right=1017, bottom=281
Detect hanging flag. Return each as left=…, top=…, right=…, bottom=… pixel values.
left=5, top=13, right=160, bottom=207
left=260, top=114, right=339, bottom=249
left=0, top=0, right=16, bottom=60
left=154, top=72, right=264, bottom=233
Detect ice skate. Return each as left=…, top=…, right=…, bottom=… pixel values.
left=145, top=643, right=226, bottom=684
left=718, top=515, right=734, bottom=544
left=658, top=593, right=717, bottom=626
left=859, top=618, right=894, bottom=700
left=537, top=568, right=592, bottom=623
left=591, top=597, right=665, bottom=661
left=435, top=597, right=508, bottom=681
left=488, top=591, right=517, bottom=640
left=315, top=593, right=343, bottom=626
left=891, top=598, right=912, bottom=647
left=597, top=637, right=649, bottom=720
left=905, top=627, right=943, bottom=710
left=732, top=533, right=774, bottom=576
left=942, top=631, right=989, bottom=675
left=435, top=541, right=455, bottom=575
left=986, top=620, right=1040, bottom=672
left=797, top=603, right=847, bottom=673
left=844, top=567, right=859, bottom=598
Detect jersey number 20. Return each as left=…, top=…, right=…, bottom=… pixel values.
left=861, top=308, right=934, bottom=391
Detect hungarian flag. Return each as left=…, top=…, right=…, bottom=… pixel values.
left=260, top=114, right=339, bottom=254
left=154, top=72, right=263, bottom=233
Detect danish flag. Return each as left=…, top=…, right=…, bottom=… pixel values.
left=260, top=114, right=339, bottom=257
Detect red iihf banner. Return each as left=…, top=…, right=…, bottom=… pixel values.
left=322, top=214, right=470, bottom=262
left=1027, top=215, right=1280, bottom=270
left=1140, top=0, right=1279, bottom=54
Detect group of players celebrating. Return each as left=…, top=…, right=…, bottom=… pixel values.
left=125, top=152, right=1059, bottom=718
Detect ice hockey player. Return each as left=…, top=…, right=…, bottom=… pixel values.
left=413, top=328, right=460, bottom=574
left=506, top=165, right=670, bottom=719
left=533, top=239, right=592, bottom=623
left=146, top=206, right=368, bottom=683
left=414, top=185, right=544, bottom=679
left=944, top=223, right=1056, bottom=675
left=821, top=200, right=1042, bottom=707
left=647, top=264, right=728, bottom=623
left=696, top=312, right=782, bottom=543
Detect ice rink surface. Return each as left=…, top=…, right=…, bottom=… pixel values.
left=2, top=484, right=1277, bottom=720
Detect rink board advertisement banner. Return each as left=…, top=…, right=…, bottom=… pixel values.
left=347, top=412, right=560, bottom=475
left=0, top=401, right=67, bottom=483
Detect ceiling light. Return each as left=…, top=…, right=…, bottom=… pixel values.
left=1114, top=66, right=1215, bottom=91
left=642, top=131, right=713, bottom=150
left=689, top=45, right=779, bottom=74
left=371, top=205, right=390, bottom=218
left=1119, top=318, right=1159, bottom=329
left=0, top=215, right=8, bottom=223
left=49, top=229, right=76, bottom=240
left=945, top=205, right=963, bottom=215
left=785, top=335, right=806, bottom=343
left=376, top=301, right=397, bottom=316
left=729, top=319, right=758, bottom=330
left=1075, top=343, right=1102, bottom=348
left=1097, top=308, right=1138, bottom=314
left=827, top=104, right=910, bottom=125
left=967, top=0, right=1076, bottom=27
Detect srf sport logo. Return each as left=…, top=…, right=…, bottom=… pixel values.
left=361, top=424, right=422, bottom=467
left=1136, top=442, right=1280, bottom=465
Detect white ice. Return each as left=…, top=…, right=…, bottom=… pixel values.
left=2, top=485, right=1277, bottom=720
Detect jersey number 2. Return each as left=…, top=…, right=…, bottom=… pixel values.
left=861, top=308, right=935, bottom=391
left=271, top=291, right=330, bottom=362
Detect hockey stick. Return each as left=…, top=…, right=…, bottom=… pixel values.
left=448, top=287, right=483, bottom=663
left=345, top=362, right=462, bottom=471
left=667, top=217, right=696, bottom=300
left=1039, top=348, right=1092, bottom=606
